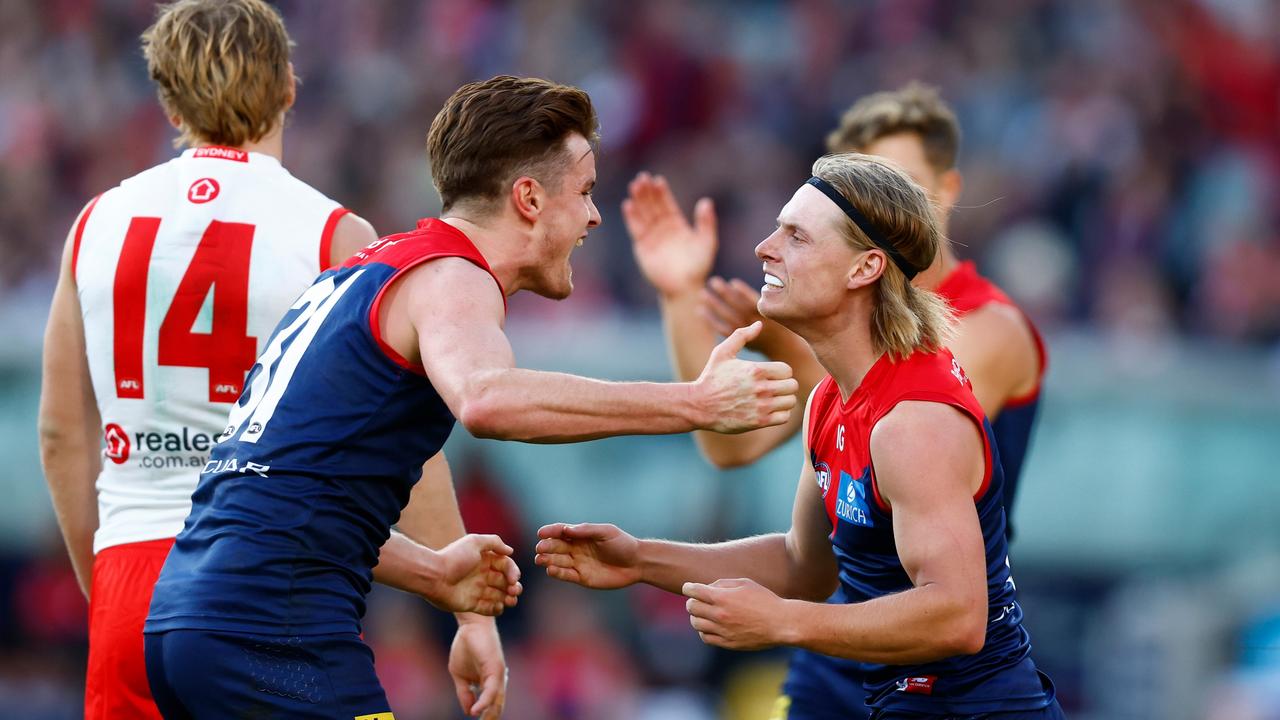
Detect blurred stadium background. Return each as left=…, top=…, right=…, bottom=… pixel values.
left=2, top=0, right=1279, bottom=718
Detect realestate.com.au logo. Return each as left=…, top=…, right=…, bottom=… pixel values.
left=104, top=423, right=130, bottom=464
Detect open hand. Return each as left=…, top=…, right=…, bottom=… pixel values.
left=534, top=522, right=642, bottom=589
left=623, top=172, right=718, bottom=297
left=694, top=322, right=798, bottom=433
left=435, top=534, right=522, bottom=616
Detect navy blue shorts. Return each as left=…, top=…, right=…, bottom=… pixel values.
left=866, top=700, right=1066, bottom=719
left=144, top=629, right=392, bottom=719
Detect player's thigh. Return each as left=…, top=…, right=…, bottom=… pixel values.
left=86, top=539, right=173, bottom=720
left=149, top=629, right=391, bottom=719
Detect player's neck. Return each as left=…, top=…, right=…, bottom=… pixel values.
left=436, top=215, right=521, bottom=296
left=914, top=243, right=959, bottom=291
left=195, top=125, right=284, bottom=163
left=794, top=300, right=882, bottom=402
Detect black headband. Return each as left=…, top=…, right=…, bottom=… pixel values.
left=805, top=176, right=919, bottom=280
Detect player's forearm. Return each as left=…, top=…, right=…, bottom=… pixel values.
left=658, top=289, right=718, bottom=383
left=38, top=427, right=100, bottom=597
left=637, top=533, right=813, bottom=597
left=658, top=290, right=784, bottom=466
left=372, top=531, right=444, bottom=598
left=457, top=368, right=705, bottom=442
left=779, top=583, right=987, bottom=664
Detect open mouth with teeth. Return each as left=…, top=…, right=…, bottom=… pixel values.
left=763, top=272, right=784, bottom=290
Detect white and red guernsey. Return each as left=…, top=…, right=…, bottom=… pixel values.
left=73, top=146, right=348, bottom=553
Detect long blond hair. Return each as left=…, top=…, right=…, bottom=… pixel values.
left=811, top=153, right=955, bottom=358
left=142, top=0, right=294, bottom=148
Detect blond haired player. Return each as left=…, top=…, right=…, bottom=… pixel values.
left=38, top=2, right=517, bottom=718
left=538, top=154, right=1062, bottom=718
left=622, top=84, right=1047, bottom=718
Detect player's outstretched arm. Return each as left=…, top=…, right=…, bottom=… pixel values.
left=771, top=401, right=990, bottom=664
left=38, top=201, right=103, bottom=598
left=403, top=258, right=799, bottom=442
left=536, top=390, right=838, bottom=605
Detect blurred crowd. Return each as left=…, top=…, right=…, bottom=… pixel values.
left=3, top=0, right=1280, bottom=718
left=1, top=0, right=1278, bottom=342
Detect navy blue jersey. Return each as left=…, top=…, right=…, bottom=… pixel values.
left=146, top=219, right=503, bottom=636
left=803, top=350, right=1054, bottom=715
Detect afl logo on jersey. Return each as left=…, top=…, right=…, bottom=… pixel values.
left=814, top=461, right=832, bottom=497
left=104, top=423, right=130, bottom=464
left=187, top=177, right=220, bottom=204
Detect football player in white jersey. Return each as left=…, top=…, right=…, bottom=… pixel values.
left=37, top=2, right=518, bottom=718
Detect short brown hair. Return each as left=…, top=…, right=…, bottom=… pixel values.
left=825, top=83, right=960, bottom=172
left=427, top=76, right=598, bottom=213
left=812, top=153, right=954, bottom=358
left=142, top=0, right=294, bottom=148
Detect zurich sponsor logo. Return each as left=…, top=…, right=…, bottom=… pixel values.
left=835, top=469, right=872, bottom=527
left=814, top=462, right=832, bottom=497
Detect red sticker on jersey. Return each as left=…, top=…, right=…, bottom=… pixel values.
left=902, top=676, right=937, bottom=695
left=188, top=178, right=220, bottom=204
left=104, top=423, right=130, bottom=464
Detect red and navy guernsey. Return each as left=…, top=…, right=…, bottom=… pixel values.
left=146, top=219, right=503, bottom=637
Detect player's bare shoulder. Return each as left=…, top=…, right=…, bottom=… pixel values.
left=952, top=303, right=1040, bottom=396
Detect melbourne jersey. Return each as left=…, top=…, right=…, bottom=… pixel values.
left=74, top=147, right=346, bottom=553
left=146, top=219, right=503, bottom=637
left=805, top=349, right=1053, bottom=714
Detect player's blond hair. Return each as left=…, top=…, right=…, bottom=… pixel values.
left=142, top=0, right=294, bottom=148
left=812, top=154, right=955, bottom=359
left=826, top=82, right=960, bottom=172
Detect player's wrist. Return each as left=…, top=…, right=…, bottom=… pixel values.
left=655, top=280, right=706, bottom=303
left=454, top=611, right=496, bottom=627
left=678, top=381, right=714, bottom=432
left=774, top=599, right=809, bottom=647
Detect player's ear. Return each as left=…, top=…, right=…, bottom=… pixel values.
left=936, top=168, right=962, bottom=213
left=283, top=62, right=297, bottom=111
left=511, top=176, right=544, bottom=223
left=848, top=249, right=885, bottom=290
left=167, top=114, right=183, bottom=131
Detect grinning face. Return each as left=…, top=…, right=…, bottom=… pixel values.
left=527, top=133, right=601, bottom=300
left=755, top=183, right=870, bottom=327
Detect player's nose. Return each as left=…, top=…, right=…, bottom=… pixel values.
left=755, top=229, right=783, bottom=262
left=587, top=195, right=602, bottom=229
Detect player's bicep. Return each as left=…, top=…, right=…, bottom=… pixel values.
left=40, top=207, right=100, bottom=447
left=408, top=259, right=513, bottom=417
left=871, top=403, right=985, bottom=596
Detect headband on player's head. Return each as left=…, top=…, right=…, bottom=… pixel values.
left=805, top=176, right=920, bottom=280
